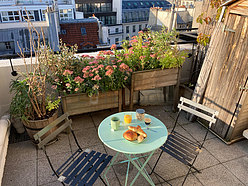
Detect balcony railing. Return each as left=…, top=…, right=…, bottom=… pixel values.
left=16, top=0, right=72, bottom=5
left=109, top=31, right=123, bottom=35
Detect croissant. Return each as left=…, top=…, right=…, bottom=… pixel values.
left=137, top=135, right=145, bottom=143
left=128, top=125, right=147, bottom=138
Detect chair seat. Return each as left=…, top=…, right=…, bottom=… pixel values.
left=160, top=131, right=201, bottom=166
left=56, top=149, right=113, bottom=186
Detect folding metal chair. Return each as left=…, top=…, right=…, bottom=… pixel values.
left=150, top=97, right=218, bottom=185
left=33, top=113, right=113, bottom=186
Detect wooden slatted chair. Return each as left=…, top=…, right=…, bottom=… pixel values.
left=150, top=97, right=219, bottom=185
left=33, top=113, right=113, bottom=186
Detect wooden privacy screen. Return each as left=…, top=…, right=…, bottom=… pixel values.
left=194, top=12, right=248, bottom=141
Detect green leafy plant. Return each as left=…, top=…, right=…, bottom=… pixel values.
left=112, top=27, right=187, bottom=72
left=49, top=46, right=131, bottom=97
left=10, top=18, right=60, bottom=121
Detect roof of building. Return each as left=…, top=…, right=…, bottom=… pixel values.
left=177, top=11, right=192, bottom=24
left=60, top=18, right=98, bottom=24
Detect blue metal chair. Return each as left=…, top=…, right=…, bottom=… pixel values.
left=34, top=113, right=113, bottom=186
left=150, top=97, right=218, bottom=185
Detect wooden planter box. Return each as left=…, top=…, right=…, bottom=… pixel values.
left=128, top=68, right=181, bottom=110
left=61, top=90, right=122, bottom=116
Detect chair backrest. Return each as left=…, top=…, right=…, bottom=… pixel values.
left=178, top=97, right=219, bottom=128
left=33, top=113, right=72, bottom=149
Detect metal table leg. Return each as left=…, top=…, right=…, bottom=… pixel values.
left=124, top=150, right=155, bottom=186
left=104, top=152, right=119, bottom=186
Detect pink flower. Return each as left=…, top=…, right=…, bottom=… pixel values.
left=96, top=56, right=105, bottom=60
left=51, top=85, right=57, bottom=90
left=117, top=60, right=122, bottom=63
left=92, top=75, right=102, bottom=81
left=113, top=65, right=117, bottom=68
left=81, top=54, right=90, bottom=58
left=65, top=83, right=71, bottom=87
left=55, top=78, right=59, bottom=82
left=129, top=50, right=134, bottom=54
left=83, top=72, right=89, bottom=78
left=89, top=73, right=94, bottom=77
left=110, top=44, right=117, bottom=50
left=98, top=64, right=104, bottom=69
left=74, top=76, right=84, bottom=83
left=142, top=45, right=148, bottom=48
left=138, top=31, right=143, bottom=34
left=89, top=60, right=99, bottom=65
left=105, top=65, right=113, bottom=70
left=106, top=69, right=113, bottom=76
left=139, top=56, right=146, bottom=60
left=150, top=54, right=156, bottom=58
left=63, top=70, right=73, bottom=76
left=131, top=39, right=138, bottom=43
left=124, top=76, right=128, bottom=81
left=75, top=88, right=79, bottom=92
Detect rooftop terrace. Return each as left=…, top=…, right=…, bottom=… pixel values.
left=2, top=105, right=248, bottom=186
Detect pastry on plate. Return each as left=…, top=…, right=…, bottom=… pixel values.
left=123, top=130, right=138, bottom=141
left=137, top=135, right=145, bottom=143
left=128, top=125, right=147, bottom=138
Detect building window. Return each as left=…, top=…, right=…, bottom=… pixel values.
left=115, top=38, right=119, bottom=44
left=139, top=25, right=142, bottom=31
left=145, top=24, right=148, bottom=28
left=61, top=29, right=66, bottom=34
left=115, top=28, right=119, bottom=33
left=22, top=10, right=35, bottom=21
left=126, top=26, right=129, bottom=33
left=42, top=10, right=46, bottom=21
left=1, top=11, right=20, bottom=22
left=108, top=29, right=110, bottom=34
left=107, top=38, right=110, bottom=44
left=59, top=9, right=73, bottom=20
left=126, top=36, right=129, bottom=40
left=5, top=42, right=11, bottom=50
left=81, top=27, right=87, bottom=35
left=133, top=25, right=136, bottom=33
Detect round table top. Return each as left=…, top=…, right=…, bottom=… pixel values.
left=98, top=112, right=168, bottom=154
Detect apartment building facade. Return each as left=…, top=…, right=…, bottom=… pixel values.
left=0, top=0, right=76, bottom=55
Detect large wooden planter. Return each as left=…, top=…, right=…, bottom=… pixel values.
left=22, top=111, right=58, bottom=141
left=128, top=68, right=181, bottom=110
left=61, top=90, right=122, bottom=116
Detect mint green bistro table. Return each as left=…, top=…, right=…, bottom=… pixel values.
left=98, top=112, right=168, bottom=186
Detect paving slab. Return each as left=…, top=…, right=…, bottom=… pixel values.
left=195, top=164, right=244, bottom=186
left=182, top=122, right=216, bottom=142
left=194, top=148, right=220, bottom=170
left=70, top=113, right=95, bottom=130
left=147, top=151, right=189, bottom=181
left=169, top=110, right=192, bottom=125
left=69, top=127, right=102, bottom=151
left=5, top=140, right=36, bottom=166
left=37, top=151, right=72, bottom=185
left=223, top=156, right=248, bottom=185
left=2, top=160, right=36, bottom=186
left=90, top=109, right=118, bottom=127
left=204, top=138, right=248, bottom=162
left=166, top=174, right=203, bottom=186
left=37, top=133, right=71, bottom=159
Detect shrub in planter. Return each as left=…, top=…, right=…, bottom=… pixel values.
left=9, top=21, right=60, bottom=140
left=49, top=45, right=132, bottom=114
